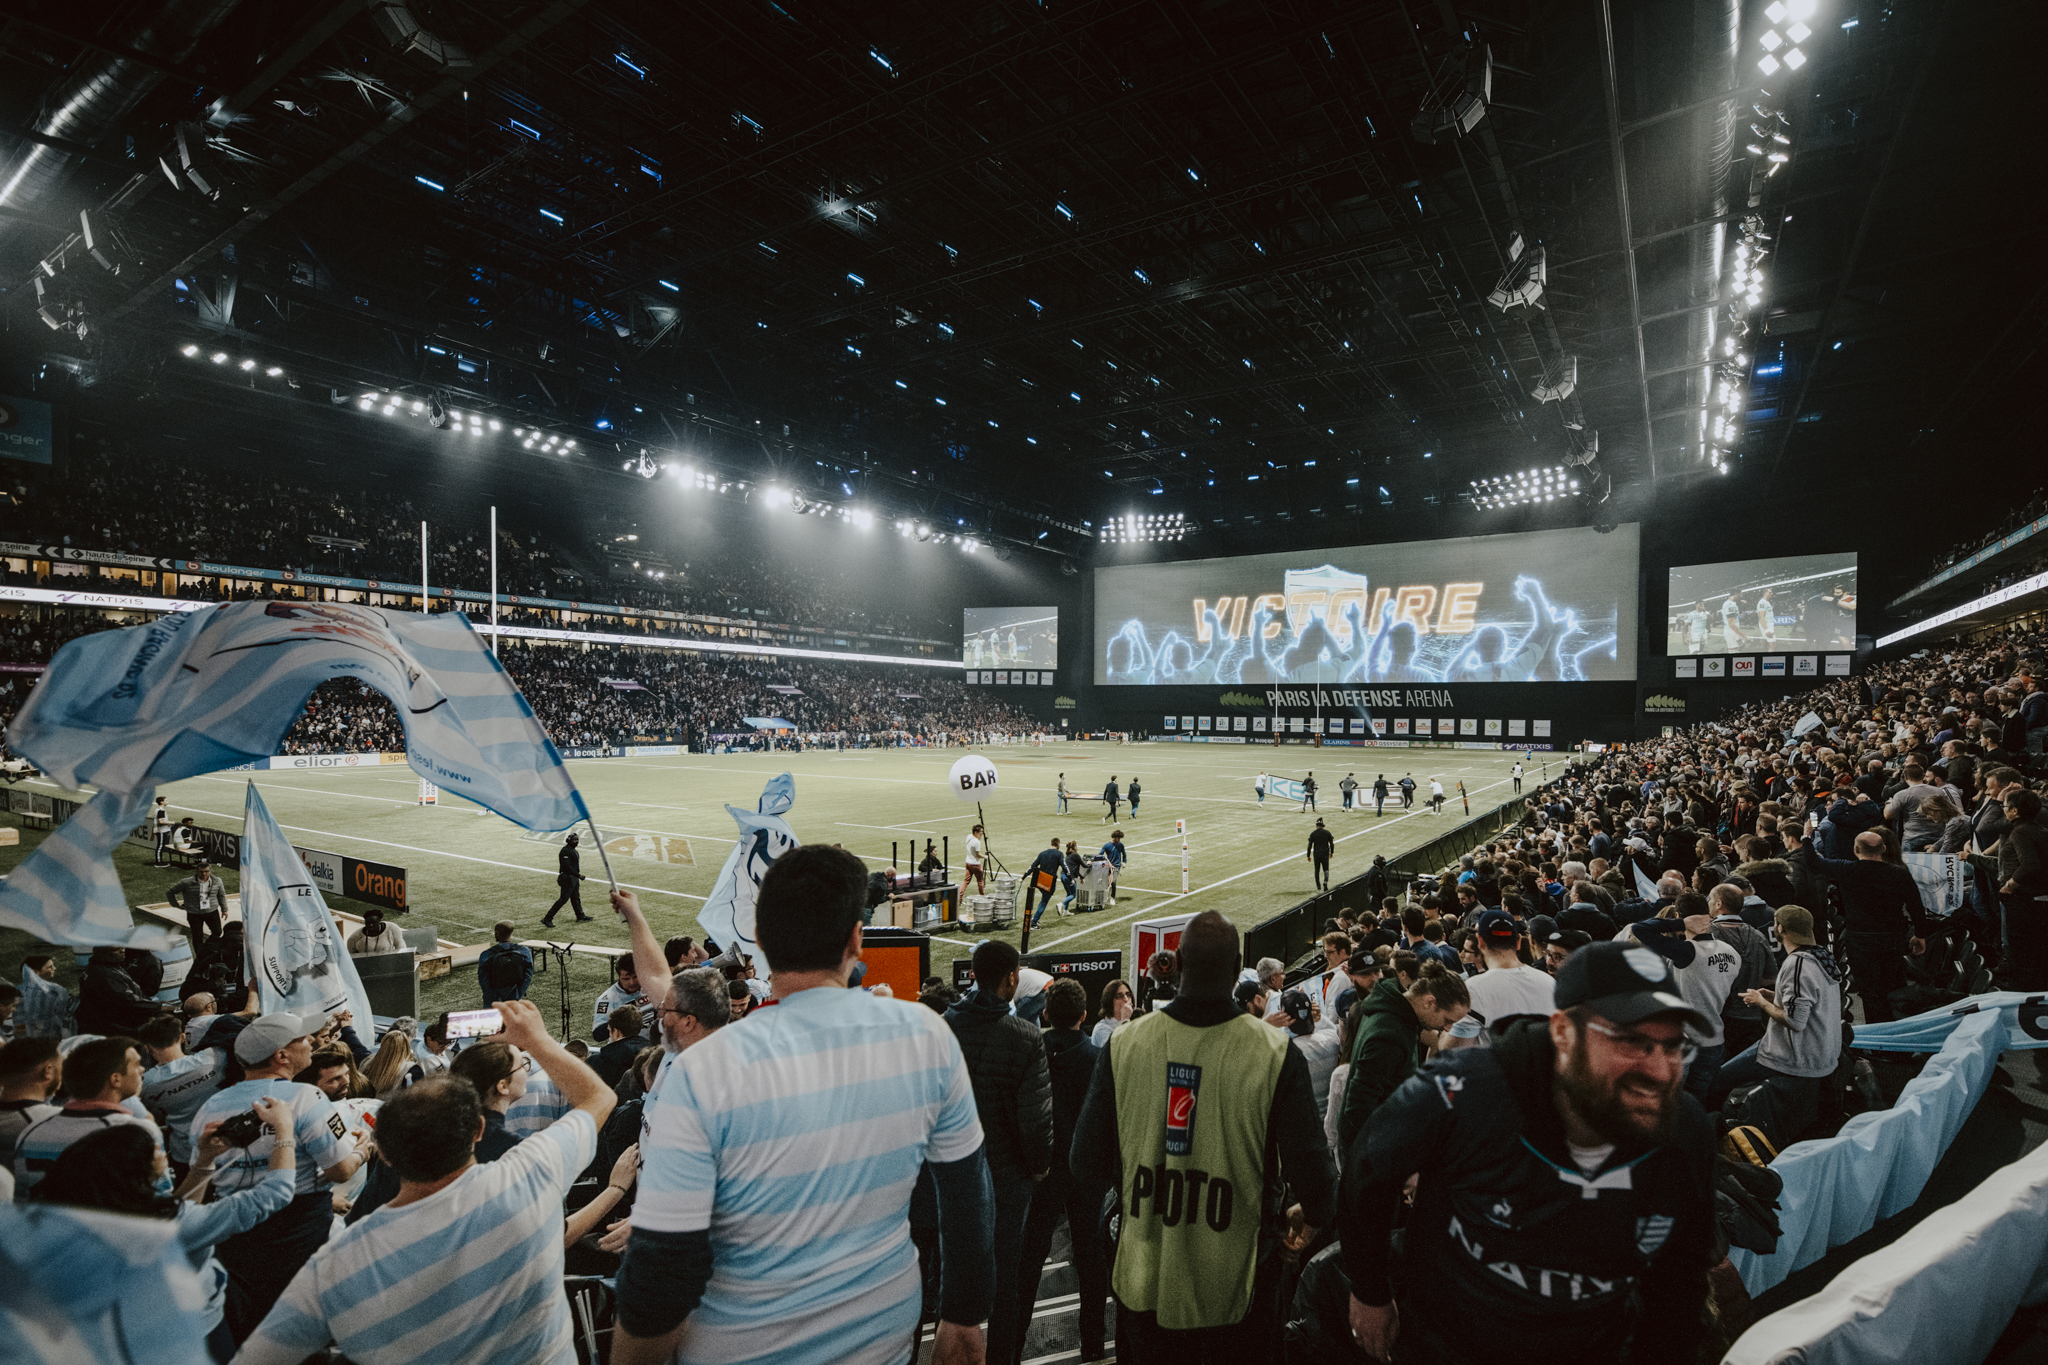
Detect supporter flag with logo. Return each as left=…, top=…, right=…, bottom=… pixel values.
left=1, top=601, right=590, bottom=947
left=241, top=781, right=376, bottom=1029
left=697, top=773, right=799, bottom=974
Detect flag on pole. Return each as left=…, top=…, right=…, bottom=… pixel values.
left=7, top=601, right=589, bottom=831
left=241, top=781, right=375, bottom=1030
left=0, top=786, right=171, bottom=949
left=697, top=774, right=799, bottom=974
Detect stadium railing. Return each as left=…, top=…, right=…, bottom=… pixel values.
left=1244, top=785, right=1548, bottom=970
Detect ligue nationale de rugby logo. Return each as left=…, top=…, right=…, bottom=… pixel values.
left=1164, top=1062, right=1202, bottom=1156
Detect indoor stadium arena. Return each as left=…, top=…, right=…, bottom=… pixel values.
left=1, top=1, right=2043, bottom=1362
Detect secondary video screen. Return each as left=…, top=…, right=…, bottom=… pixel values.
left=1092, top=523, right=1640, bottom=685
left=1665, top=552, right=1856, bottom=654
left=963, top=606, right=1058, bottom=669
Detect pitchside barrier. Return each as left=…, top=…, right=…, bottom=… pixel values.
left=1244, top=771, right=1580, bottom=973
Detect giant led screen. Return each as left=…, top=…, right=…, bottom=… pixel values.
left=963, top=606, right=1058, bottom=668
left=1093, top=524, right=1640, bottom=685
left=1665, top=552, right=1857, bottom=654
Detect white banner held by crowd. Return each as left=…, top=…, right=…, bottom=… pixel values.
left=241, top=782, right=375, bottom=1030
left=1792, top=710, right=1823, bottom=738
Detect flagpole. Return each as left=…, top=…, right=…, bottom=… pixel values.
left=586, top=816, right=620, bottom=894
left=420, top=520, right=429, bottom=615
left=489, top=505, right=498, bottom=653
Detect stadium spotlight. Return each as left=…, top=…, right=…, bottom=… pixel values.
left=850, top=508, right=874, bottom=529
left=210, top=351, right=228, bottom=364
left=265, top=365, right=284, bottom=377
left=1412, top=41, right=1491, bottom=143
left=1487, top=234, right=1546, bottom=311
left=913, top=523, right=933, bottom=542
left=180, top=344, right=199, bottom=357
left=1531, top=355, right=1577, bottom=404
left=763, top=485, right=785, bottom=508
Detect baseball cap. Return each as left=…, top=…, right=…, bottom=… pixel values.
left=1233, top=979, right=1267, bottom=1013
left=1547, top=928, right=1593, bottom=953
left=1475, top=908, right=1521, bottom=947
left=1277, top=987, right=1316, bottom=1036
left=1552, top=941, right=1711, bottom=1032
left=234, top=1011, right=312, bottom=1064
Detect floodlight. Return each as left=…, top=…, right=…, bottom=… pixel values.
left=181, top=344, right=199, bottom=356
left=1782, top=47, right=1806, bottom=68
left=211, top=352, right=228, bottom=364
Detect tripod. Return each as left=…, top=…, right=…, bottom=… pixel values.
left=536, top=941, right=578, bottom=1041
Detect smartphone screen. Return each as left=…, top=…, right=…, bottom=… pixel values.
left=446, top=1008, right=503, bottom=1039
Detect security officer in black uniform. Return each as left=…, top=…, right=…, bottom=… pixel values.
left=1340, top=940, right=1716, bottom=1364
left=543, top=832, right=593, bottom=927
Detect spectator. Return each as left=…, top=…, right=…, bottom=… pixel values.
left=1281, top=986, right=1345, bottom=1122
left=1092, top=978, right=1135, bottom=1046
left=477, top=921, right=535, bottom=1004
left=75, top=946, right=166, bottom=1036
left=614, top=845, right=994, bottom=1365
left=137, top=1014, right=227, bottom=1178
left=1444, top=909, right=1557, bottom=1050
left=346, top=907, right=411, bottom=957
left=1705, top=883, right=1776, bottom=1058
left=1995, top=787, right=2048, bottom=988
left=189, top=1011, right=374, bottom=1339
left=1013, top=978, right=1111, bottom=1361
left=945, top=938, right=1055, bottom=1364
left=347, top=1037, right=530, bottom=1225
left=235, top=1000, right=614, bottom=1365
left=1545, top=927, right=1593, bottom=969
left=296, top=1045, right=373, bottom=1101
left=1339, top=941, right=1716, bottom=1363
left=592, top=955, right=651, bottom=1044
left=1801, top=825, right=1929, bottom=1021
left=181, top=992, right=220, bottom=1049
left=1071, top=910, right=1338, bottom=1358
left=12, top=1035, right=158, bottom=1197
left=411, top=1015, right=453, bottom=1081
left=1709, top=905, right=1844, bottom=1143
left=594, top=1005, right=654, bottom=1087
left=30, top=1097, right=298, bottom=1364
left=0, top=1037, right=62, bottom=1171
left=1336, top=961, right=1472, bottom=1153
left=361, top=1028, right=417, bottom=1096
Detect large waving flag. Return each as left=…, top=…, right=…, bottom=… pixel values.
left=7, top=601, right=588, bottom=830
left=697, top=773, right=799, bottom=975
left=0, top=1202, right=212, bottom=1365
left=0, top=786, right=171, bottom=949
left=242, top=782, right=375, bottom=1029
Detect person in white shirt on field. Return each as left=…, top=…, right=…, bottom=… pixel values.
left=963, top=824, right=987, bottom=895
left=1443, top=909, right=1557, bottom=1048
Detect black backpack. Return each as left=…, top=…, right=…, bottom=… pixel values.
left=485, top=947, right=526, bottom=995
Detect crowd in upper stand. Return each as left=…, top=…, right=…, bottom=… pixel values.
left=5, top=441, right=953, bottom=640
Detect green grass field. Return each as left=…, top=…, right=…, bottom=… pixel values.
left=1, top=741, right=1553, bottom=1030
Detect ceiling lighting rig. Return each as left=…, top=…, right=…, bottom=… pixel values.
left=1099, top=512, right=1188, bottom=544
left=1468, top=467, right=1579, bottom=510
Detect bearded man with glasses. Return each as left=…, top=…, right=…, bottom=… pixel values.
left=1338, top=940, right=1717, bottom=1364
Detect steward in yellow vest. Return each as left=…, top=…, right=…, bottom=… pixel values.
left=1071, top=911, right=1337, bottom=1361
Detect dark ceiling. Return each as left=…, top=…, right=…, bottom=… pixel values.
left=0, top=0, right=2036, bottom=586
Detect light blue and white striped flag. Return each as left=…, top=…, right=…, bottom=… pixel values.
left=16, top=963, right=76, bottom=1037
left=242, top=782, right=376, bottom=1028
left=0, top=1202, right=212, bottom=1365
left=0, top=786, right=171, bottom=949
left=7, top=601, right=589, bottom=831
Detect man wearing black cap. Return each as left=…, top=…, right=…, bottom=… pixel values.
left=1442, top=909, right=1556, bottom=1050
left=1341, top=940, right=1715, bottom=1364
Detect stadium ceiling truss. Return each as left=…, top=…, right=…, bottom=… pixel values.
left=0, top=0, right=2005, bottom=560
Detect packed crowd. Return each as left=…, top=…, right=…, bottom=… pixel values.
left=6, top=609, right=2045, bottom=1364
left=5, top=445, right=956, bottom=641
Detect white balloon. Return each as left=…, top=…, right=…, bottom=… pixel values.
left=948, top=754, right=999, bottom=802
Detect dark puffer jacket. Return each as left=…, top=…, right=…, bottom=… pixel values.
left=945, top=988, right=1054, bottom=1181
left=76, top=959, right=163, bottom=1035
